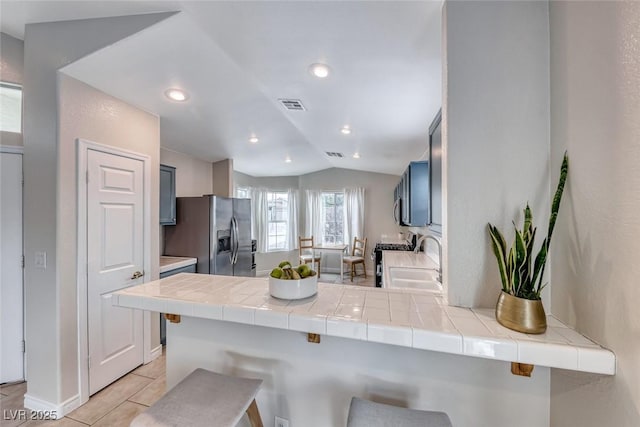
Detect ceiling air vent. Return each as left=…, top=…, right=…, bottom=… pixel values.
left=279, top=98, right=306, bottom=111
left=325, top=152, right=344, bottom=158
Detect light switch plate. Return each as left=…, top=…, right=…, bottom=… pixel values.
left=275, top=416, right=289, bottom=427
left=34, top=251, right=46, bottom=268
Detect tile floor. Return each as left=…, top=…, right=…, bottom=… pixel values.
left=0, top=352, right=166, bottom=426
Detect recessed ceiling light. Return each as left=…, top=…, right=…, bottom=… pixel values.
left=285, top=157, right=292, bottom=163
left=353, top=152, right=360, bottom=159
left=164, top=88, right=188, bottom=102
left=341, top=126, right=351, bottom=135
left=309, top=63, right=330, bottom=78
left=249, top=136, right=259, bottom=144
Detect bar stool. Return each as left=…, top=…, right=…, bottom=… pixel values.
left=346, top=397, right=452, bottom=427
left=130, top=368, right=263, bottom=427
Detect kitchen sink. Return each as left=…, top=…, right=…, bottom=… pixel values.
left=389, top=267, right=438, bottom=282
left=388, top=267, right=442, bottom=292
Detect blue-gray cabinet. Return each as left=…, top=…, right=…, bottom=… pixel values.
left=428, top=110, right=442, bottom=231
left=394, top=161, right=429, bottom=226
left=160, top=164, right=176, bottom=225
left=160, top=263, right=196, bottom=344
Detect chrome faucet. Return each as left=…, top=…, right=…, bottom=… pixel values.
left=414, top=235, right=442, bottom=283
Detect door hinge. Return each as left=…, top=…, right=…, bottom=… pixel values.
left=21, top=340, right=25, bottom=353
left=21, top=255, right=25, bottom=268
left=86, top=171, right=89, bottom=183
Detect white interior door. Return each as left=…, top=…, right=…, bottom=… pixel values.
left=87, top=148, right=144, bottom=395
left=0, top=152, right=24, bottom=383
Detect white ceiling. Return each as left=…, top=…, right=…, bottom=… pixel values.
left=2, top=1, right=443, bottom=177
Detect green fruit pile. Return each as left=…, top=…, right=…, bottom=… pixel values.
left=270, top=261, right=317, bottom=280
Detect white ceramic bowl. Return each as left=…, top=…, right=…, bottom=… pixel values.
left=269, top=275, right=318, bottom=300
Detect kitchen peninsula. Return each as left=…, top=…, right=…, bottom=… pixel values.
left=114, top=274, right=614, bottom=427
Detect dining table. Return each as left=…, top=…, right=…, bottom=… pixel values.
left=312, top=243, right=349, bottom=281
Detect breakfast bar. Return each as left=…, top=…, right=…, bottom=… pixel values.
left=114, top=273, right=615, bottom=427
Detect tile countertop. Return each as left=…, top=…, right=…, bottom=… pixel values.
left=113, top=273, right=615, bottom=375
left=160, top=256, right=197, bottom=274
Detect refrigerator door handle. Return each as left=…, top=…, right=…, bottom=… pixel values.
left=232, top=217, right=239, bottom=265
left=231, top=217, right=236, bottom=265
left=235, top=217, right=240, bottom=264
left=229, top=217, right=236, bottom=264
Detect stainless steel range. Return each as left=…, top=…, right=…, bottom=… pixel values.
left=373, top=236, right=415, bottom=287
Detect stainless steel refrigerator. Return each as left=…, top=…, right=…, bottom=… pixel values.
left=164, top=195, right=255, bottom=277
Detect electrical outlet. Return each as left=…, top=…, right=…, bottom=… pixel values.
left=275, top=416, right=289, bottom=427
left=34, top=251, right=47, bottom=269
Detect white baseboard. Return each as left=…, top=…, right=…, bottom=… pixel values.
left=149, top=344, right=163, bottom=361
left=24, top=393, right=81, bottom=419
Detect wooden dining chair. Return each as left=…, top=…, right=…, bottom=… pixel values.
left=299, top=236, right=321, bottom=278
left=343, top=237, right=367, bottom=282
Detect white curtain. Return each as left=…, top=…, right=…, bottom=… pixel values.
left=305, top=189, right=325, bottom=246
left=248, top=187, right=299, bottom=253
left=287, top=188, right=299, bottom=251
left=250, top=187, right=269, bottom=253
left=344, top=187, right=365, bottom=252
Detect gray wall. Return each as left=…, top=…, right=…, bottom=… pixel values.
left=212, top=158, right=234, bottom=197
left=0, top=32, right=24, bottom=147
left=22, top=12, right=171, bottom=407
left=160, top=147, right=213, bottom=197
left=233, top=168, right=401, bottom=274
left=160, top=147, right=215, bottom=256
left=234, top=171, right=299, bottom=191
left=443, top=0, right=551, bottom=308
left=234, top=171, right=300, bottom=273
left=549, top=2, right=640, bottom=426
left=299, top=168, right=400, bottom=273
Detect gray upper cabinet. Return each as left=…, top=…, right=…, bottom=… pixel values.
left=394, top=161, right=429, bottom=227
left=428, top=110, right=442, bottom=232
left=160, top=164, right=176, bottom=225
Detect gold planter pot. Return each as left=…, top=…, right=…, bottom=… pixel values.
left=495, top=291, right=547, bottom=334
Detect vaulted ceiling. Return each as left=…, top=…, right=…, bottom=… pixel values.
left=2, top=1, right=442, bottom=176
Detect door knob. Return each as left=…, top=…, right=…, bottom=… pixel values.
left=131, top=271, right=144, bottom=280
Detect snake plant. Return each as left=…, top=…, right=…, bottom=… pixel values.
left=488, top=152, right=568, bottom=300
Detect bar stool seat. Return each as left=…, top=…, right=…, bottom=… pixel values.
left=130, top=368, right=263, bottom=427
left=347, top=397, right=452, bottom=427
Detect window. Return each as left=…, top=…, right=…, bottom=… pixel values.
left=267, top=191, right=289, bottom=251
left=323, top=192, right=344, bottom=244
left=0, top=83, right=22, bottom=133
left=236, top=187, right=249, bottom=198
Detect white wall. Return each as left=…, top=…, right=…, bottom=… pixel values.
left=443, top=0, right=551, bottom=308
left=57, top=74, right=161, bottom=399
left=549, top=2, right=640, bottom=425
left=22, top=12, right=171, bottom=410
left=0, top=32, right=24, bottom=147
left=169, top=317, right=551, bottom=427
